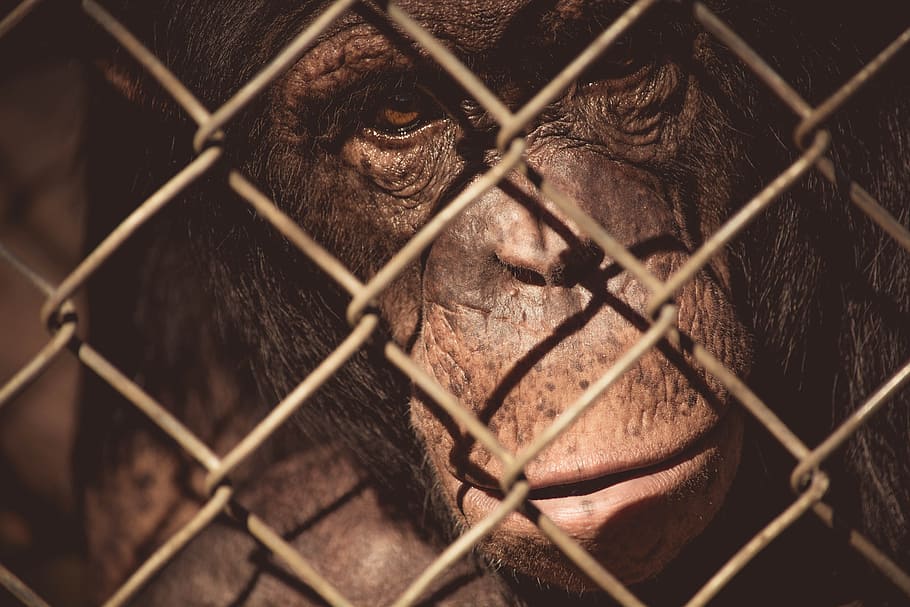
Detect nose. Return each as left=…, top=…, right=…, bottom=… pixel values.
left=487, top=177, right=603, bottom=288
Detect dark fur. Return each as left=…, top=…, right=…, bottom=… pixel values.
left=78, top=1, right=910, bottom=605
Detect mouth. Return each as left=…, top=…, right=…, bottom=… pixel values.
left=456, top=415, right=738, bottom=541
left=525, top=458, right=674, bottom=500
left=463, top=419, right=721, bottom=499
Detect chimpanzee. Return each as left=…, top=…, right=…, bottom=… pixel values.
left=76, top=0, right=910, bottom=605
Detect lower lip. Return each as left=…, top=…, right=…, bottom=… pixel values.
left=459, top=421, right=729, bottom=540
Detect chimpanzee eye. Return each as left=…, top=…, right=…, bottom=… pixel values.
left=370, top=89, right=436, bottom=136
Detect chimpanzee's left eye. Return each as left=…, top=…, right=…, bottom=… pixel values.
left=369, top=88, right=439, bottom=136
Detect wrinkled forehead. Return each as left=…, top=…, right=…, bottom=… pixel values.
left=289, top=0, right=636, bottom=96
left=319, top=0, right=630, bottom=51
left=382, top=0, right=535, bottom=51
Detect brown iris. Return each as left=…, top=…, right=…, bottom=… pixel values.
left=373, top=91, right=427, bottom=135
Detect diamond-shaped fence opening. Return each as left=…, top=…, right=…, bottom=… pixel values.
left=1, top=1, right=909, bottom=606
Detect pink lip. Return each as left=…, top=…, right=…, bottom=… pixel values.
left=525, top=448, right=690, bottom=499
left=461, top=421, right=719, bottom=497
left=480, top=448, right=700, bottom=530
left=457, top=417, right=733, bottom=539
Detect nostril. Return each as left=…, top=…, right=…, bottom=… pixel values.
left=495, top=255, right=548, bottom=286
left=561, top=245, right=605, bottom=286
left=494, top=243, right=604, bottom=288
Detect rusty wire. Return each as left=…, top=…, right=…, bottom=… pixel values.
left=1, top=0, right=909, bottom=605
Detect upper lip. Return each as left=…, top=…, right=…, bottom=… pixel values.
left=458, top=422, right=720, bottom=500
left=526, top=462, right=662, bottom=499
left=460, top=455, right=674, bottom=500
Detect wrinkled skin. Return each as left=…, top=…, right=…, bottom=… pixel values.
left=284, top=0, right=750, bottom=588
left=79, top=0, right=910, bottom=605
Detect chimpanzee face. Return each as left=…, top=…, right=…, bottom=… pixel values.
left=269, top=0, right=751, bottom=587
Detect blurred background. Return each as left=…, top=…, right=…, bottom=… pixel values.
left=0, top=2, right=87, bottom=604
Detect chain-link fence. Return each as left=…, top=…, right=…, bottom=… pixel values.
left=1, top=0, right=909, bottom=605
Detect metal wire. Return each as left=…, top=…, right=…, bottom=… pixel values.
left=1, top=0, right=908, bottom=605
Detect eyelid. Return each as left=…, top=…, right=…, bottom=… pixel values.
left=314, top=65, right=490, bottom=146
left=363, top=83, right=448, bottom=139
